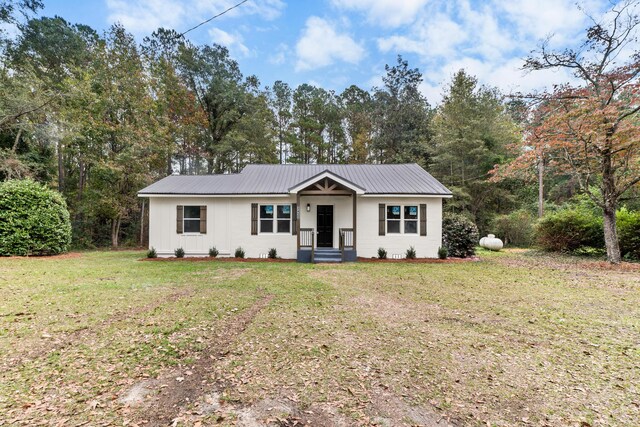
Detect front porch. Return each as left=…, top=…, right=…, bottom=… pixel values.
left=291, top=170, right=363, bottom=263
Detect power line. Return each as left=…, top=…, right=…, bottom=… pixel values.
left=178, top=0, right=251, bottom=38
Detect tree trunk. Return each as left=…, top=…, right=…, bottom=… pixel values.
left=603, top=204, right=621, bottom=263
left=111, top=217, right=121, bottom=248
left=538, top=156, right=544, bottom=218
left=57, top=139, right=64, bottom=192
left=602, top=146, right=621, bottom=263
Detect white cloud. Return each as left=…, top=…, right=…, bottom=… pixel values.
left=194, top=0, right=285, bottom=21
left=106, top=0, right=186, bottom=35
left=209, top=27, right=250, bottom=57
left=377, top=14, right=466, bottom=58
left=295, top=17, right=365, bottom=71
left=106, top=0, right=285, bottom=35
left=268, top=43, right=290, bottom=65
left=332, top=0, right=430, bottom=27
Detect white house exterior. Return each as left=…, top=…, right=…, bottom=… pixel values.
left=138, top=164, right=452, bottom=262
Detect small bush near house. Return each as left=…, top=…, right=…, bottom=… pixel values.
left=535, top=207, right=603, bottom=253
left=438, top=246, right=448, bottom=260
left=492, top=209, right=535, bottom=247
left=235, top=247, right=245, bottom=258
left=147, top=247, right=157, bottom=258
left=0, top=179, right=72, bottom=256
left=174, top=247, right=185, bottom=258
left=405, top=246, right=416, bottom=259
left=209, top=246, right=219, bottom=257
left=617, top=207, right=640, bottom=260
left=377, top=247, right=387, bottom=259
left=268, top=248, right=278, bottom=259
left=443, top=213, right=479, bottom=258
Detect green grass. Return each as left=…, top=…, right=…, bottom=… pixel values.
left=0, top=250, right=639, bottom=426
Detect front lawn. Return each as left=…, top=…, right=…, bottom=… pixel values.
left=0, top=250, right=638, bottom=426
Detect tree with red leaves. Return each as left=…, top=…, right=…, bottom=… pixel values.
left=495, top=0, right=640, bottom=263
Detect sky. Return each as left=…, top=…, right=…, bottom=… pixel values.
left=40, top=0, right=611, bottom=105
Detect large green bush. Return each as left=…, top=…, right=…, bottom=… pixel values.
left=535, top=207, right=604, bottom=253
left=443, top=213, right=479, bottom=258
left=0, top=180, right=72, bottom=256
left=617, top=207, right=640, bottom=260
left=492, top=209, right=535, bottom=247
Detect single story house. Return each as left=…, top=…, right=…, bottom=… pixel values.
left=137, top=164, right=452, bottom=262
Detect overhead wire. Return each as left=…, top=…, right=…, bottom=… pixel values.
left=177, top=0, right=251, bottom=38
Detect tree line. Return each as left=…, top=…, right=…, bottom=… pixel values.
left=2, top=0, right=639, bottom=263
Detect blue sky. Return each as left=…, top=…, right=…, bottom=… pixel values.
left=41, top=0, right=610, bottom=104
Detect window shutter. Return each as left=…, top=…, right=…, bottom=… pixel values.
left=292, top=203, right=297, bottom=235
left=176, top=205, right=183, bottom=234
left=199, top=206, right=207, bottom=234
left=251, top=203, right=258, bottom=235
left=378, top=203, right=385, bottom=236
left=420, top=204, right=427, bottom=236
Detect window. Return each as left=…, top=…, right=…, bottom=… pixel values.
left=404, top=205, right=418, bottom=234
left=386, top=205, right=418, bottom=234
left=387, top=205, right=401, bottom=234
left=277, top=205, right=291, bottom=233
left=183, top=206, right=201, bottom=233
left=260, top=205, right=274, bottom=233
left=260, top=204, right=291, bottom=234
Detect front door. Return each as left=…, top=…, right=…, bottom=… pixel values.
left=316, top=205, right=333, bottom=247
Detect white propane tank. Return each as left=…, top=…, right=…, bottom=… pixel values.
left=481, top=234, right=504, bottom=251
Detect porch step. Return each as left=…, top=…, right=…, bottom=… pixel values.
left=314, top=249, right=342, bottom=263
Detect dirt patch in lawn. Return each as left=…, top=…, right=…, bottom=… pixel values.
left=3, top=287, right=195, bottom=369
left=127, top=293, right=274, bottom=425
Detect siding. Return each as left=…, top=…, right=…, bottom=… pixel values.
left=148, top=195, right=443, bottom=259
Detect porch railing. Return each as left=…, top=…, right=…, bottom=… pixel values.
left=300, top=228, right=315, bottom=263
left=339, top=228, right=354, bottom=261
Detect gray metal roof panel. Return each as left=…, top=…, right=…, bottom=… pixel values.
left=138, top=163, right=452, bottom=195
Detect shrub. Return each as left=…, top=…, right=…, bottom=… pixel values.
left=234, top=247, right=245, bottom=258
left=491, top=209, right=535, bottom=247
left=174, top=247, right=185, bottom=258
left=535, top=207, right=603, bottom=253
left=377, top=247, right=387, bottom=259
left=442, top=213, right=479, bottom=258
left=268, top=248, right=277, bottom=259
left=147, top=247, right=157, bottom=258
left=209, top=246, right=219, bottom=257
left=617, top=207, right=640, bottom=260
left=405, top=246, right=416, bottom=259
left=0, top=179, right=72, bottom=256
left=438, top=246, right=448, bottom=260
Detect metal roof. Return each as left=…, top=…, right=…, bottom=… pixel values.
left=138, top=163, right=452, bottom=196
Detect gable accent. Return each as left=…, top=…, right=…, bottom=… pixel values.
left=288, top=170, right=365, bottom=195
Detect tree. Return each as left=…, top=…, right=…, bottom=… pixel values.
left=268, top=80, right=293, bottom=163
left=371, top=55, right=432, bottom=165
left=339, top=85, right=374, bottom=163
left=431, top=70, right=520, bottom=231
left=498, top=1, right=640, bottom=263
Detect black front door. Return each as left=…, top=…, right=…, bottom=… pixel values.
left=317, top=205, right=333, bottom=247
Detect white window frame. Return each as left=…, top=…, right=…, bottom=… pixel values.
left=386, top=204, right=419, bottom=235
left=183, top=205, right=202, bottom=234
left=259, top=204, right=292, bottom=234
